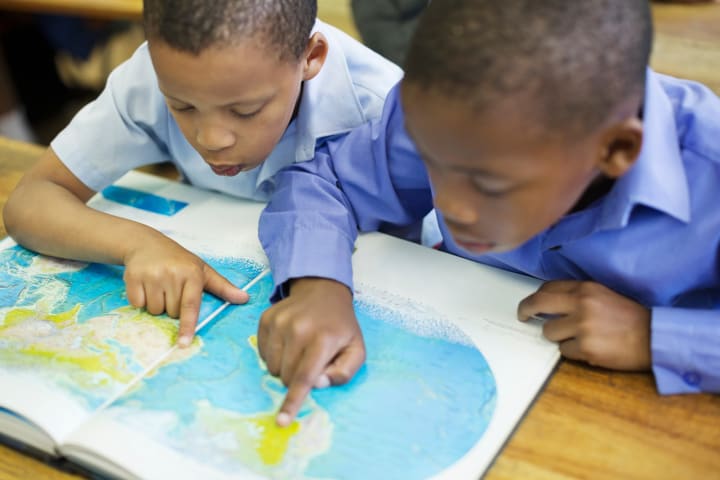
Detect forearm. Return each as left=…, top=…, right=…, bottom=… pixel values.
left=4, top=177, right=165, bottom=266
left=260, top=155, right=358, bottom=298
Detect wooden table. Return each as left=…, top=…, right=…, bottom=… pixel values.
left=1, top=2, right=720, bottom=478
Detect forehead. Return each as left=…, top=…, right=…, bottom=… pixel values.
left=148, top=38, right=297, bottom=103
left=400, top=83, right=556, bottom=171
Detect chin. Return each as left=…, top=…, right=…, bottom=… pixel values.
left=490, top=243, right=517, bottom=254
left=496, top=236, right=537, bottom=253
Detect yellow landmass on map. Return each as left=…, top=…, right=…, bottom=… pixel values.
left=0, top=260, right=200, bottom=393
left=189, top=335, right=332, bottom=478
left=1, top=304, right=200, bottom=387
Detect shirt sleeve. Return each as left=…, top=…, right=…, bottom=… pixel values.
left=259, top=84, right=433, bottom=300
left=50, top=43, right=172, bottom=192
left=651, top=307, right=720, bottom=394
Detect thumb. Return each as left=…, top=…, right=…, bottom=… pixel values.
left=321, top=343, right=366, bottom=386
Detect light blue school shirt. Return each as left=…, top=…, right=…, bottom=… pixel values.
left=260, top=70, right=720, bottom=395
left=51, top=20, right=403, bottom=201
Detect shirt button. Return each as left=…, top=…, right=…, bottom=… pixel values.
left=683, top=371, right=701, bottom=386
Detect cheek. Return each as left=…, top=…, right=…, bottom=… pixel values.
left=455, top=189, right=545, bottom=244
left=429, top=172, right=473, bottom=215
left=170, top=113, right=194, bottom=140
left=169, top=112, right=210, bottom=153
left=510, top=189, right=570, bottom=240
left=248, top=100, right=297, bottom=144
left=241, top=116, right=289, bottom=157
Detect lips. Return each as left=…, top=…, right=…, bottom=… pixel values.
left=209, top=164, right=245, bottom=176
left=455, top=240, right=496, bottom=254
left=451, top=234, right=497, bottom=255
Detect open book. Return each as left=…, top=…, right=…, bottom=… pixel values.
left=0, top=171, right=559, bottom=479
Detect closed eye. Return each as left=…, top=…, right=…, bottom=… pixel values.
left=470, top=177, right=514, bottom=197
left=169, top=104, right=195, bottom=113
left=231, top=108, right=262, bottom=119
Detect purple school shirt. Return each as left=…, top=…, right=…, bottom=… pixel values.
left=259, top=69, right=720, bottom=395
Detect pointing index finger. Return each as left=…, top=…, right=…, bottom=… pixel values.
left=276, top=343, right=333, bottom=427
left=203, top=264, right=249, bottom=304
left=177, top=276, right=203, bottom=347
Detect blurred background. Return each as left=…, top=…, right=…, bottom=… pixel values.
left=0, top=0, right=718, bottom=145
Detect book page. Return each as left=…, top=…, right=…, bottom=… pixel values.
left=352, top=234, right=560, bottom=479
left=59, top=175, right=559, bottom=479
left=1, top=171, right=559, bottom=479
left=0, top=171, right=267, bottom=449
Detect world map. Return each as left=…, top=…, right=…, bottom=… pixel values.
left=0, top=244, right=498, bottom=479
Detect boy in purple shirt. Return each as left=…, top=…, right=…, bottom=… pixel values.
left=259, top=0, right=720, bottom=426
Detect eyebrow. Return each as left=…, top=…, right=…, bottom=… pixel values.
left=417, top=143, right=505, bottom=178
left=161, top=91, right=272, bottom=108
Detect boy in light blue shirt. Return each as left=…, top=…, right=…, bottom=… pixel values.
left=258, top=0, right=720, bottom=426
left=3, top=0, right=402, bottom=346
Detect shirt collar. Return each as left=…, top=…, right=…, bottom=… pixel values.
left=598, top=68, right=691, bottom=230
left=253, top=19, right=367, bottom=190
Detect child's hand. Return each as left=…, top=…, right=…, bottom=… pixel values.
left=123, top=236, right=249, bottom=346
left=517, top=280, right=651, bottom=370
left=257, top=277, right=365, bottom=427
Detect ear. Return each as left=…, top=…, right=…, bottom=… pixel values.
left=301, top=32, right=328, bottom=81
left=596, top=116, right=644, bottom=178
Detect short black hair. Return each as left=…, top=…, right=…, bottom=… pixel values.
left=143, top=0, right=317, bottom=60
left=404, top=0, right=653, bottom=134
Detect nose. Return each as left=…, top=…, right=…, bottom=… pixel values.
left=196, top=121, right=235, bottom=152
left=433, top=183, right=478, bottom=226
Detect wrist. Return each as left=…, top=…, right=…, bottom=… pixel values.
left=288, top=277, right=353, bottom=299
left=119, top=223, right=167, bottom=264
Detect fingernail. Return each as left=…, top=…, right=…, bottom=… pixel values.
left=314, top=374, right=330, bottom=389
left=177, top=336, right=192, bottom=347
left=276, top=412, right=291, bottom=427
